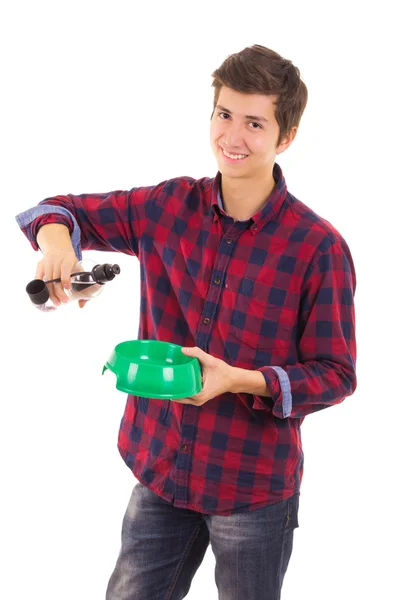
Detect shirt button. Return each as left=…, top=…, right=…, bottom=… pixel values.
left=226, top=238, right=233, bottom=244
left=214, top=277, right=221, bottom=285
left=180, top=444, right=188, bottom=451
left=203, top=317, right=210, bottom=324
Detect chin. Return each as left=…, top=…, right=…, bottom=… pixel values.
left=219, top=168, right=245, bottom=179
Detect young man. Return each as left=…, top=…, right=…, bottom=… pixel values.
left=16, top=45, right=357, bottom=599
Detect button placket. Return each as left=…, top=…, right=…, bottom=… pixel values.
left=196, top=229, right=240, bottom=343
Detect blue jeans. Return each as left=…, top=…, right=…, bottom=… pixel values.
left=106, top=482, right=300, bottom=600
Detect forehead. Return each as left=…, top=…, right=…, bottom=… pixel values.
left=217, top=86, right=277, bottom=121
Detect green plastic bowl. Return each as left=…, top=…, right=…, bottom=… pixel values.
left=102, top=340, right=203, bottom=399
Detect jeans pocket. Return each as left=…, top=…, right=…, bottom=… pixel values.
left=286, top=493, right=300, bottom=530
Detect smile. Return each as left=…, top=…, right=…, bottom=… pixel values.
left=221, top=147, right=248, bottom=161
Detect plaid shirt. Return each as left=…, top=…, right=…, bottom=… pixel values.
left=16, top=162, right=357, bottom=515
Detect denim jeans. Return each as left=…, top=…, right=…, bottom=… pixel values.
left=106, top=481, right=300, bottom=600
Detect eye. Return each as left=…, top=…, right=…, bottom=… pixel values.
left=218, top=112, right=262, bottom=130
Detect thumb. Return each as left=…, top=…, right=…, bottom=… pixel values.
left=78, top=299, right=89, bottom=309
left=181, top=346, right=210, bottom=365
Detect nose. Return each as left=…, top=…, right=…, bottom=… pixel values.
left=222, top=121, right=245, bottom=149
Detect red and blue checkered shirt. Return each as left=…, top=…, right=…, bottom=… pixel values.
left=16, top=162, right=357, bottom=515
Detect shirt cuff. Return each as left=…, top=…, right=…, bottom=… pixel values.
left=15, top=205, right=82, bottom=260
left=254, top=366, right=292, bottom=418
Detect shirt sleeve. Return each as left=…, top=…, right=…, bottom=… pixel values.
left=15, top=181, right=169, bottom=260
left=252, top=236, right=357, bottom=419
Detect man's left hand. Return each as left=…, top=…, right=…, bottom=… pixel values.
left=175, top=346, right=236, bottom=406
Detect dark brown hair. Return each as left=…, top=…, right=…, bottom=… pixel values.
left=211, top=45, right=308, bottom=147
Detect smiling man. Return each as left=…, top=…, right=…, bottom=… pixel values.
left=16, top=45, right=357, bottom=599
left=210, top=86, right=297, bottom=222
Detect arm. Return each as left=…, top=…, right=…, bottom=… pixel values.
left=234, top=237, right=358, bottom=419
left=36, top=223, right=75, bottom=254
left=15, top=182, right=168, bottom=259
left=231, top=369, right=270, bottom=396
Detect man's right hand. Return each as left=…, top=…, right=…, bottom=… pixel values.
left=35, top=224, right=88, bottom=308
left=35, top=250, right=82, bottom=307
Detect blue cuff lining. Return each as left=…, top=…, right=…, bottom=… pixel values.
left=269, top=366, right=292, bottom=417
left=15, top=205, right=82, bottom=260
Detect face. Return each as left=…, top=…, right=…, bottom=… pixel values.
left=210, top=86, right=296, bottom=179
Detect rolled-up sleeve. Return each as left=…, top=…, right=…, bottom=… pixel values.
left=15, top=181, right=169, bottom=259
left=16, top=205, right=83, bottom=259
left=252, top=236, right=357, bottom=419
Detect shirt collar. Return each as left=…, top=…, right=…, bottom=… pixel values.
left=211, top=162, right=288, bottom=233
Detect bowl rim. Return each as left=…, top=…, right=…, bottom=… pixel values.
left=112, top=340, right=199, bottom=370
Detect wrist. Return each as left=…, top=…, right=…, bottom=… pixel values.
left=230, top=366, right=269, bottom=396
left=37, top=224, right=73, bottom=254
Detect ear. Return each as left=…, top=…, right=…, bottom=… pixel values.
left=276, top=126, right=298, bottom=155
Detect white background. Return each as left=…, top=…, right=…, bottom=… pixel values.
left=1, top=1, right=396, bottom=598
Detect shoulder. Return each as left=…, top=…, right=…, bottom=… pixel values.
left=284, top=193, right=356, bottom=290
left=151, top=175, right=215, bottom=214
left=161, top=175, right=214, bottom=197
left=285, top=192, right=352, bottom=257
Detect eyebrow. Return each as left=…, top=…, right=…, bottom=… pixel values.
left=216, top=105, right=269, bottom=123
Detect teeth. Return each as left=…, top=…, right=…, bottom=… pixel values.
left=222, top=148, right=247, bottom=160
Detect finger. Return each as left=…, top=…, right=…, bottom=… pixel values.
left=173, top=397, right=197, bottom=405
left=78, top=299, right=88, bottom=308
left=54, top=262, right=72, bottom=302
left=60, top=261, right=72, bottom=292
left=35, top=260, right=45, bottom=280
left=44, top=263, right=60, bottom=307
left=53, top=264, right=69, bottom=304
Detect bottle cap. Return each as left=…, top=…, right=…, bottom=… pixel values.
left=92, top=263, right=121, bottom=283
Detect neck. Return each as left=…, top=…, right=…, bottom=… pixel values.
left=220, top=167, right=276, bottom=221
